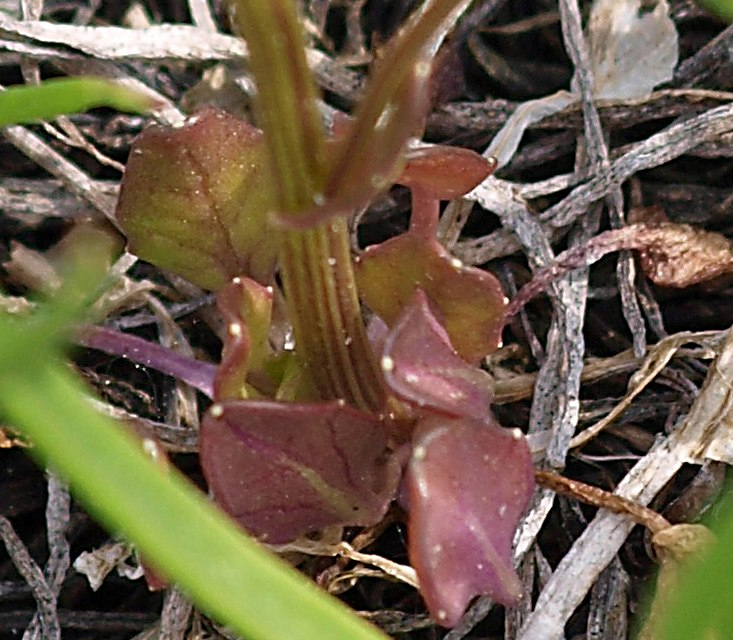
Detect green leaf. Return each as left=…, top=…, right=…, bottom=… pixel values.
left=0, top=77, right=156, bottom=126
left=116, top=108, right=279, bottom=290
left=0, top=365, right=388, bottom=640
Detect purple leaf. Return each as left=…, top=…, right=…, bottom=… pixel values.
left=200, top=400, right=401, bottom=543
left=382, top=289, right=494, bottom=422
left=116, top=107, right=277, bottom=290
left=405, top=415, right=534, bottom=627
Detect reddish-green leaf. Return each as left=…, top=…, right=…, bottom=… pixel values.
left=325, top=0, right=476, bottom=215
left=405, top=416, right=534, bottom=627
left=273, top=66, right=431, bottom=230
left=200, top=400, right=401, bottom=544
left=399, top=146, right=496, bottom=201
left=382, top=289, right=494, bottom=421
left=214, top=277, right=274, bottom=400
left=271, top=1, right=482, bottom=230
left=116, top=108, right=277, bottom=290
left=356, top=190, right=506, bottom=364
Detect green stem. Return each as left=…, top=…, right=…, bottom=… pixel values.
left=229, top=0, right=385, bottom=410
left=228, top=0, right=327, bottom=212
left=280, top=220, right=386, bottom=411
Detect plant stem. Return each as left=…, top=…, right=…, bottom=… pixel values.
left=229, top=0, right=385, bottom=411
left=78, top=325, right=217, bottom=398
left=228, top=0, right=328, bottom=213
left=280, top=221, right=386, bottom=412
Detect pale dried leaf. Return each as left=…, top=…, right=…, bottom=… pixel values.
left=337, top=542, right=419, bottom=588
left=73, top=542, right=142, bottom=591
left=570, top=331, right=706, bottom=449
left=482, top=0, right=679, bottom=169
left=485, top=91, right=576, bottom=168
left=588, top=0, right=679, bottom=100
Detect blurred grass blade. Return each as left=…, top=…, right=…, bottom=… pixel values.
left=0, top=77, right=157, bottom=126
left=660, top=490, right=733, bottom=640
left=0, top=325, right=389, bottom=640
left=698, top=0, right=733, bottom=21
left=0, top=365, right=388, bottom=640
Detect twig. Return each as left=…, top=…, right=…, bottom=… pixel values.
left=516, top=324, right=733, bottom=639
left=534, top=469, right=670, bottom=534
left=0, top=15, right=364, bottom=103
left=87, top=397, right=199, bottom=452
left=187, top=0, right=218, bottom=33
left=23, top=474, right=71, bottom=640
left=0, top=516, right=60, bottom=640
left=541, top=103, right=733, bottom=228
left=568, top=331, right=713, bottom=449
left=1, top=124, right=117, bottom=220
left=586, top=557, right=629, bottom=640
left=159, top=588, right=193, bottom=640
left=672, top=23, right=733, bottom=88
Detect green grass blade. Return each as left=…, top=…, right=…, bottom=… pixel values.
left=698, top=0, right=733, bottom=21
left=660, top=491, right=733, bottom=640
left=0, top=77, right=157, bottom=126
left=0, top=309, right=388, bottom=640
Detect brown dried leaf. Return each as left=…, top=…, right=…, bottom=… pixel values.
left=636, top=223, right=733, bottom=288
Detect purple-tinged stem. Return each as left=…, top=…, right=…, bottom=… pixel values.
left=409, top=187, right=440, bottom=239
left=501, top=223, right=703, bottom=326
left=78, top=325, right=216, bottom=398
left=503, top=226, right=642, bottom=323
